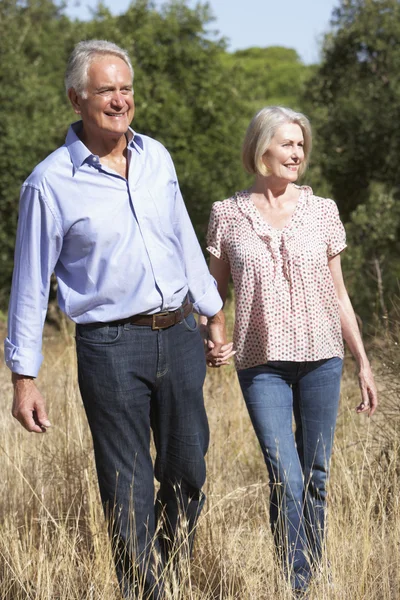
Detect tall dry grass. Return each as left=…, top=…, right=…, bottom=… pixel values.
left=0, top=308, right=399, bottom=600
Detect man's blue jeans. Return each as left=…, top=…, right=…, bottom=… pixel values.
left=237, top=358, right=342, bottom=591
left=75, top=313, right=208, bottom=599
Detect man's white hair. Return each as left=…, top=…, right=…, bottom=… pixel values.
left=65, top=39, right=134, bottom=98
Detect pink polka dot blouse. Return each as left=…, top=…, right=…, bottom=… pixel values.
left=207, top=186, right=347, bottom=371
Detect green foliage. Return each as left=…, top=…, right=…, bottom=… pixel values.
left=306, top=0, right=400, bottom=219
left=304, top=0, right=400, bottom=323
left=222, top=46, right=313, bottom=123
left=343, top=183, right=400, bottom=322
left=0, top=0, right=74, bottom=300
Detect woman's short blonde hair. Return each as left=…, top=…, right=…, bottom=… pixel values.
left=242, top=106, right=312, bottom=178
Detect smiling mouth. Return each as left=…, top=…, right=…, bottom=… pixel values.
left=105, top=113, right=127, bottom=117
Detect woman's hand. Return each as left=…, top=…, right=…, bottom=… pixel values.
left=205, top=338, right=235, bottom=368
left=355, top=364, right=378, bottom=417
left=199, top=313, right=235, bottom=368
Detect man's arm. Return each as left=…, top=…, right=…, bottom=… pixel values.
left=167, top=160, right=222, bottom=317
left=164, top=150, right=235, bottom=361
left=5, top=184, right=62, bottom=431
left=199, top=255, right=235, bottom=367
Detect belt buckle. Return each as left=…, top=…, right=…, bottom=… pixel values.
left=152, top=311, right=170, bottom=330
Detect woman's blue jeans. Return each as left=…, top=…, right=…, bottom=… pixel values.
left=75, top=313, right=208, bottom=599
left=237, top=358, right=342, bottom=591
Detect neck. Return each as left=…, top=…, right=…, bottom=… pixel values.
left=251, top=176, right=294, bottom=202
left=80, top=127, right=128, bottom=159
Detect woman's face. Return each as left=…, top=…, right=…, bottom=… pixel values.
left=262, top=123, right=304, bottom=181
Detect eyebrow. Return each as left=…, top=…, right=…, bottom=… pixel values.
left=281, top=138, right=304, bottom=143
left=95, top=84, right=133, bottom=91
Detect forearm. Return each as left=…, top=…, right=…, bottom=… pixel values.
left=214, top=276, right=228, bottom=305
left=198, top=255, right=230, bottom=330
left=338, top=294, right=370, bottom=369
left=329, top=253, right=377, bottom=414
left=207, top=309, right=228, bottom=345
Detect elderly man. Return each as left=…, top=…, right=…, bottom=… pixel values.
left=5, top=40, right=231, bottom=599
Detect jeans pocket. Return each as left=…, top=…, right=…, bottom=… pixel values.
left=75, top=323, right=123, bottom=345
left=182, top=313, right=198, bottom=332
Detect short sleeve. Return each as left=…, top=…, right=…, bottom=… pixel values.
left=326, top=199, right=347, bottom=257
left=206, top=202, right=229, bottom=263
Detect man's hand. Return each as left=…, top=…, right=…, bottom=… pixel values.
left=12, top=374, right=51, bottom=433
left=203, top=310, right=235, bottom=368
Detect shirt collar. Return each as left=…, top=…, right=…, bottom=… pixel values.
left=129, top=129, right=144, bottom=153
left=65, top=121, right=144, bottom=174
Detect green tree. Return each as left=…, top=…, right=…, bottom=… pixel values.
left=306, top=0, right=400, bottom=219
left=343, top=183, right=400, bottom=325
left=0, top=0, right=75, bottom=300
left=223, top=46, right=313, bottom=115
left=304, top=0, right=400, bottom=321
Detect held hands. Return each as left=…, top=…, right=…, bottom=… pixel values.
left=355, top=364, right=378, bottom=417
left=205, top=338, right=235, bottom=367
left=199, top=310, right=235, bottom=368
left=12, top=374, right=51, bottom=433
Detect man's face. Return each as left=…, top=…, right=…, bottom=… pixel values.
left=71, top=55, right=135, bottom=139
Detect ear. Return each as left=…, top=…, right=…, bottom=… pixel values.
left=68, top=88, right=82, bottom=114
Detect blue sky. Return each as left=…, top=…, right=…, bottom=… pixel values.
left=65, top=0, right=339, bottom=64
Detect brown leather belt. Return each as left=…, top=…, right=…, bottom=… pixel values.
left=115, top=300, right=193, bottom=330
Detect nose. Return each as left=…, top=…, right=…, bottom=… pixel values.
left=110, top=91, right=125, bottom=108
left=291, top=147, right=303, bottom=161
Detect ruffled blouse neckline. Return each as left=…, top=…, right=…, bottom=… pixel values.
left=234, top=185, right=312, bottom=240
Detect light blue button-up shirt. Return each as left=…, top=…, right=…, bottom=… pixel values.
left=5, top=122, right=222, bottom=377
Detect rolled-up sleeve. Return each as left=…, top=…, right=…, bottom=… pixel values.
left=4, top=184, right=62, bottom=377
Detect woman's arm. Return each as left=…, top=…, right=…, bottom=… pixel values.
left=209, top=254, right=231, bottom=304
left=328, top=253, right=378, bottom=416
left=199, top=255, right=234, bottom=366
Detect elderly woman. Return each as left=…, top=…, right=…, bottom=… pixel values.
left=204, top=106, right=377, bottom=596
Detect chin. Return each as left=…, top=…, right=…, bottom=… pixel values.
left=280, top=175, right=298, bottom=184
left=105, top=124, right=128, bottom=135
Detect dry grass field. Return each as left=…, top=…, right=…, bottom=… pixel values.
left=0, top=308, right=399, bottom=600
